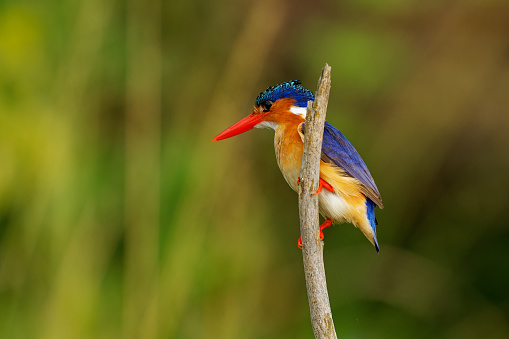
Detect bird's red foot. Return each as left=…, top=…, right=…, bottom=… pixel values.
left=312, top=178, right=334, bottom=195
left=319, top=219, right=333, bottom=240
left=298, top=219, right=334, bottom=249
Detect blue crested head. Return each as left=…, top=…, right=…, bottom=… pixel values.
left=255, top=80, right=314, bottom=108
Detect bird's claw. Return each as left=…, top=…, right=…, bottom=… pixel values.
left=298, top=219, right=333, bottom=249
left=297, top=232, right=325, bottom=249
left=312, top=178, right=334, bottom=195
left=297, top=177, right=333, bottom=195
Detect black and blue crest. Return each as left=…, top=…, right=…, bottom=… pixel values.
left=255, top=80, right=314, bottom=108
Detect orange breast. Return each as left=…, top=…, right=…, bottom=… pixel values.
left=274, top=120, right=305, bottom=191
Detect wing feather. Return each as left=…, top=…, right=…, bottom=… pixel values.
left=302, top=122, right=383, bottom=209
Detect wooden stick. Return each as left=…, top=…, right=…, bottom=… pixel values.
left=298, top=64, right=337, bottom=339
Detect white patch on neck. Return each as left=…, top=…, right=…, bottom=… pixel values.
left=290, top=105, right=307, bottom=118
left=255, top=120, right=278, bottom=131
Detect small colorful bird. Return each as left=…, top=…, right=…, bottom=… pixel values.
left=213, top=80, right=383, bottom=252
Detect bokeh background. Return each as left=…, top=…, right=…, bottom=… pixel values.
left=1, top=0, right=509, bottom=338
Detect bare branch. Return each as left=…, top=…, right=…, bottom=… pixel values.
left=298, top=64, right=337, bottom=339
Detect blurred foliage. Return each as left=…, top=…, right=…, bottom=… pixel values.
left=1, top=0, right=509, bottom=338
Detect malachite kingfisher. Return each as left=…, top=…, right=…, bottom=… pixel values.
left=213, top=80, right=383, bottom=252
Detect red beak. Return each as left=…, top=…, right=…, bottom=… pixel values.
left=212, top=113, right=266, bottom=141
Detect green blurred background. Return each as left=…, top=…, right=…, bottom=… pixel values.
left=1, top=0, right=509, bottom=338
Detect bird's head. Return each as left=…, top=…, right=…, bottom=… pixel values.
left=212, top=80, right=314, bottom=141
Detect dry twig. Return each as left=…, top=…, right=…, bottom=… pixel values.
left=298, top=64, right=337, bottom=339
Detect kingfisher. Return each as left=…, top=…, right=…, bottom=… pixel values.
left=212, top=80, right=383, bottom=252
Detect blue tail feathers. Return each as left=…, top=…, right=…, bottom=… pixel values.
left=365, top=198, right=380, bottom=253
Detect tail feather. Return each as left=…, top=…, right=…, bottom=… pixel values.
left=365, top=198, right=380, bottom=253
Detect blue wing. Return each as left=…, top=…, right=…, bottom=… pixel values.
left=302, top=122, right=383, bottom=209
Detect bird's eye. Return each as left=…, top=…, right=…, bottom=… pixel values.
left=263, top=101, right=273, bottom=112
